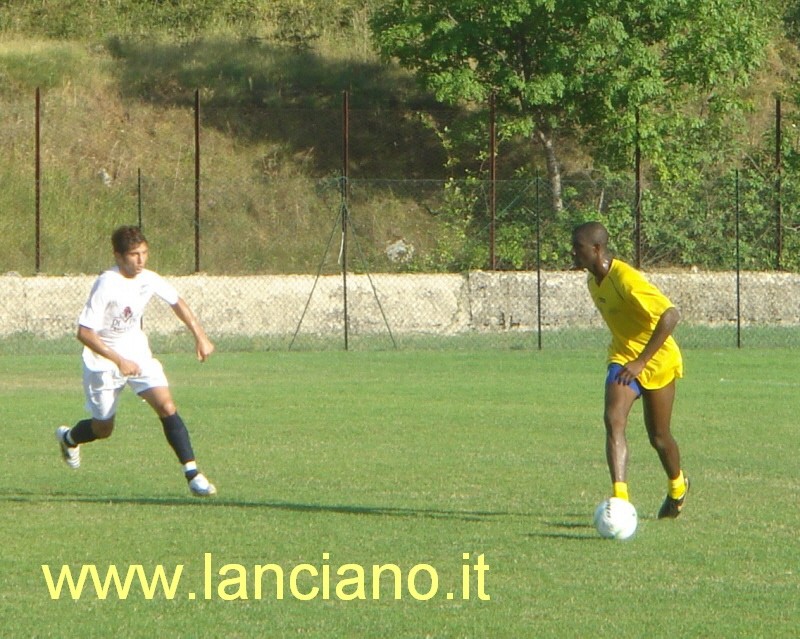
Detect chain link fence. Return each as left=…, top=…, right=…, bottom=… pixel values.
left=3, top=172, right=799, bottom=353
left=1, top=90, right=799, bottom=353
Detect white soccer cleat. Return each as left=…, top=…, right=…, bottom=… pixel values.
left=56, top=425, right=80, bottom=469
left=188, top=473, right=217, bottom=497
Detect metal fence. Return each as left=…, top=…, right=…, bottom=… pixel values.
left=3, top=171, right=800, bottom=353
left=3, top=171, right=796, bottom=274
left=2, top=87, right=799, bottom=352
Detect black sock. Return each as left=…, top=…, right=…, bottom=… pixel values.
left=68, top=419, right=97, bottom=446
left=160, top=413, right=196, bottom=466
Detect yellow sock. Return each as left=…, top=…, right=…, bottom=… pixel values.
left=668, top=471, right=686, bottom=499
left=613, top=482, right=629, bottom=501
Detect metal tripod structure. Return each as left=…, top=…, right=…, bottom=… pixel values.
left=290, top=91, right=395, bottom=351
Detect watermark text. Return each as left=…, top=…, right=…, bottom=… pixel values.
left=42, top=552, right=491, bottom=602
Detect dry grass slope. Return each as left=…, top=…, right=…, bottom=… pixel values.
left=0, top=21, right=450, bottom=275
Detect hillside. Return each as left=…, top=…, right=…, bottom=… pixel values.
left=0, top=1, right=472, bottom=275
left=0, top=1, right=797, bottom=275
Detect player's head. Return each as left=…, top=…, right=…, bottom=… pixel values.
left=112, top=226, right=148, bottom=255
left=571, top=221, right=609, bottom=271
left=112, top=226, right=149, bottom=278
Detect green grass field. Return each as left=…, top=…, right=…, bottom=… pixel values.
left=2, top=348, right=798, bottom=638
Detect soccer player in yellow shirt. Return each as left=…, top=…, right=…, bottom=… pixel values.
left=571, top=222, right=689, bottom=518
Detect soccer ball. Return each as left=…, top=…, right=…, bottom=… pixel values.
left=593, top=497, right=638, bottom=540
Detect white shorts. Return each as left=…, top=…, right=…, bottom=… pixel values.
left=83, top=358, right=169, bottom=420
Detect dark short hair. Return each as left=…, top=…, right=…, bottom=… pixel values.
left=572, top=221, right=608, bottom=247
left=111, top=226, right=147, bottom=254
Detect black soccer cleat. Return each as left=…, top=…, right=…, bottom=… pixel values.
left=658, top=477, right=690, bottom=519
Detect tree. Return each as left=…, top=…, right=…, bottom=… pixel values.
left=370, top=0, right=777, bottom=212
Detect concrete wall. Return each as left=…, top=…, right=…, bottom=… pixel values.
left=0, top=270, right=797, bottom=338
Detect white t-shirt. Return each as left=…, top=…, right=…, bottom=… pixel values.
left=78, top=267, right=179, bottom=372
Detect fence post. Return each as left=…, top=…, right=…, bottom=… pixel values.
left=735, top=170, right=741, bottom=348
left=35, top=87, right=41, bottom=273
left=194, top=88, right=201, bottom=273
left=634, top=107, right=642, bottom=268
left=489, top=93, right=496, bottom=270
left=341, top=90, right=350, bottom=351
left=137, top=168, right=143, bottom=229
left=535, top=172, right=542, bottom=351
left=775, top=95, right=782, bottom=271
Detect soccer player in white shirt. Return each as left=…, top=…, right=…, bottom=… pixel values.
left=56, top=226, right=217, bottom=496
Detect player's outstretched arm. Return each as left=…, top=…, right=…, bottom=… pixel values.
left=170, top=298, right=215, bottom=362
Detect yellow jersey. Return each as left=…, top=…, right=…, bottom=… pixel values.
left=588, top=259, right=683, bottom=389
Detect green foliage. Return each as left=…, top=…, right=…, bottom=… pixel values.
left=371, top=0, right=775, bottom=153
left=419, top=177, right=489, bottom=271
left=0, top=1, right=797, bottom=273
left=370, top=0, right=784, bottom=271
left=494, top=222, right=529, bottom=270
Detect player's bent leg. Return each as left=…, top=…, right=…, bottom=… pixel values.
left=642, top=382, right=681, bottom=479
left=56, top=417, right=114, bottom=469
left=139, top=387, right=194, bottom=463
left=139, top=385, right=177, bottom=419
left=91, top=417, right=115, bottom=439
left=159, top=412, right=195, bottom=464
left=139, top=386, right=217, bottom=497
left=642, top=382, right=689, bottom=518
left=603, top=380, right=638, bottom=492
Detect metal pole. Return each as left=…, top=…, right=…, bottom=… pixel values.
left=735, top=170, right=741, bottom=348
left=137, top=168, right=143, bottom=229
left=489, top=93, right=497, bottom=270
left=634, top=108, right=642, bottom=268
left=535, top=172, right=542, bottom=351
left=194, top=89, right=201, bottom=273
left=775, top=96, right=782, bottom=270
left=341, top=90, right=350, bottom=351
left=35, top=87, right=41, bottom=273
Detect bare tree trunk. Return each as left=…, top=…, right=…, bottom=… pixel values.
left=535, top=128, right=563, bottom=213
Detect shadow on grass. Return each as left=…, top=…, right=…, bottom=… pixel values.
left=2, top=488, right=521, bottom=522
left=529, top=511, right=655, bottom=540
left=523, top=516, right=598, bottom=541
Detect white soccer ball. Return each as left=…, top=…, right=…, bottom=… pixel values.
left=594, top=497, right=638, bottom=540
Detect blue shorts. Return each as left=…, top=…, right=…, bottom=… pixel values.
left=606, top=363, right=643, bottom=398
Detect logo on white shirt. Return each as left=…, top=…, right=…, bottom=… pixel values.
left=111, top=306, right=136, bottom=332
